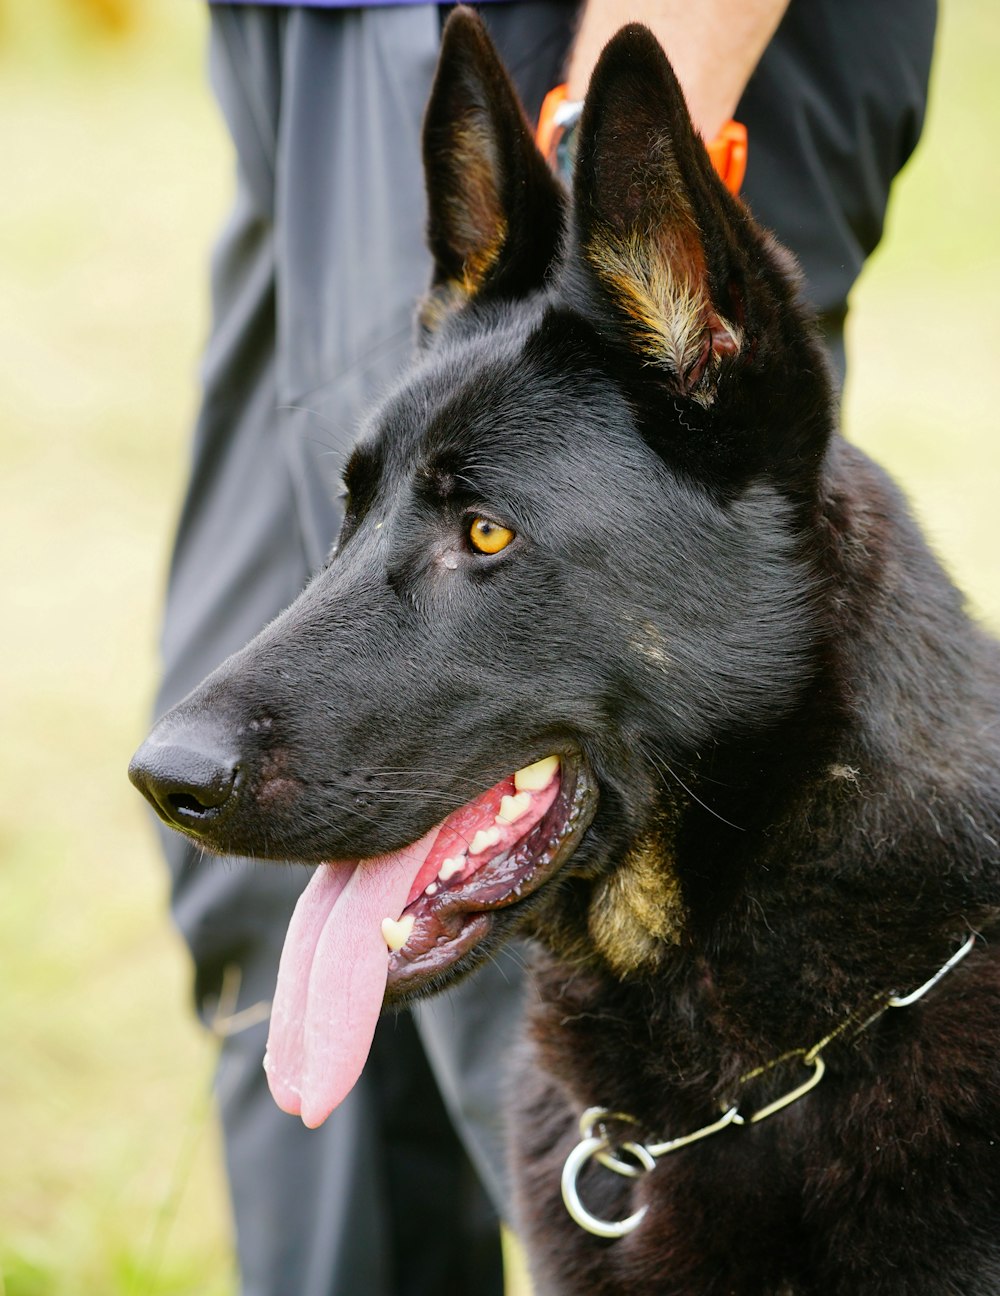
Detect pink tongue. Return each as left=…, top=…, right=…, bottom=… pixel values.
left=263, top=769, right=559, bottom=1128
left=264, top=827, right=437, bottom=1129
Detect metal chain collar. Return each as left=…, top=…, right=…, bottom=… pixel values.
left=560, top=933, right=979, bottom=1239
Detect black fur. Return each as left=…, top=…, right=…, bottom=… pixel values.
left=131, top=13, right=1000, bottom=1292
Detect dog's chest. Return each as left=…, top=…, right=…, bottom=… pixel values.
left=509, top=1027, right=815, bottom=1296
left=506, top=944, right=1000, bottom=1296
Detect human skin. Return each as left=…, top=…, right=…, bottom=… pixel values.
left=566, top=0, right=790, bottom=140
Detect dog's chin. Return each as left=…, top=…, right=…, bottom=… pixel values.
left=382, top=756, right=599, bottom=1002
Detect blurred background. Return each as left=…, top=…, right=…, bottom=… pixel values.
left=0, top=2, right=998, bottom=1294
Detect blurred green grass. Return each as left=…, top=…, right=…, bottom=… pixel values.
left=0, top=5, right=234, bottom=1295
left=0, top=3, right=997, bottom=1295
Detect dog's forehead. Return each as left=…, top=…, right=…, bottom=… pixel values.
left=368, top=312, right=642, bottom=494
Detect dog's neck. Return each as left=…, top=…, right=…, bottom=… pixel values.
left=526, top=436, right=1000, bottom=1114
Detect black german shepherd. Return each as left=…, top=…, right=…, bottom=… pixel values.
left=131, top=12, right=1000, bottom=1293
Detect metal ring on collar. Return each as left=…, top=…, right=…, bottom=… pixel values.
left=561, top=1134, right=656, bottom=1238
left=578, top=1106, right=648, bottom=1177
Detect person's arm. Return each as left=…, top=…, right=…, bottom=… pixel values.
left=565, top=0, right=790, bottom=141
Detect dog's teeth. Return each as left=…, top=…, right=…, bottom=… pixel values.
left=469, top=826, right=501, bottom=856
left=514, top=755, right=559, bottom=793
left=497, top=791, right=532, bottom=824
left=425, top=882, right=438, bottom=896
left=381, top=914, right=414, bottom=952
left=437, top=856, right=465, bottom=882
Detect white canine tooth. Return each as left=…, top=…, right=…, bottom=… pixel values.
left=425, top=882, right=438, bottom=896
left=437, top=856, right=465, bottom=882
left=514, top=755, right=560, bottom=793
left=497, top=791, right=532, bottom=824
left=469, top=826, right=501, bottom=856
left=381, top=914, right=414, bottom=952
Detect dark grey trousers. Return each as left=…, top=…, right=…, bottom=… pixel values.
left=157, top=3, right=934, bottom=1292
left=159, top=8, right=574, bottom=1293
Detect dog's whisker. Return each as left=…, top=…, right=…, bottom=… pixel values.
left=638, top=742, right=745, bottom=833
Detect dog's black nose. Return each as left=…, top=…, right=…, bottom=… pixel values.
left=129, top=737, right=238, bottom=833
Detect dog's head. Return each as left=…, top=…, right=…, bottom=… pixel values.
left=130, top=12, right=834, bottom=1125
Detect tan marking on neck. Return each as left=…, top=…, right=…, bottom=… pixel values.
left=588, top=830, right=686, bottom=978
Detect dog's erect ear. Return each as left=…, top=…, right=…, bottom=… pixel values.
left=571, top=25, right=751, bottom=395
left=419, top=8, right=566, bottom=336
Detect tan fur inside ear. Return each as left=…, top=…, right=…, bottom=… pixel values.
left=588, top=829, right=686, bottom=977
left=459, top=217, right=507, bottom=295
left=584, top=126, right=741, bottom=390
left=590, top=228, right=707, bottom=373
left=589, top=226, right=740, bottom=395
left=417, top=280, right=468, bottom=334
left=446, top=118, right=509, bottom=293
left=421, top=118, right=510, bottom=333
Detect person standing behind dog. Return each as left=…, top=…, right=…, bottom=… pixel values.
left=153, top=1, right=935, bottom=1291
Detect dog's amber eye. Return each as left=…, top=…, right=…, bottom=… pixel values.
left=469, top=517, right=514, bottom=554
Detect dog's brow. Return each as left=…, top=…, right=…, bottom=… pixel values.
left=343, top=443, right=383, bottom=501
left=414, top=457, right=459, bottom=502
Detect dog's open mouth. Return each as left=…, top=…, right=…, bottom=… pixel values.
left=264, top=754, right=596, bottom=1128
